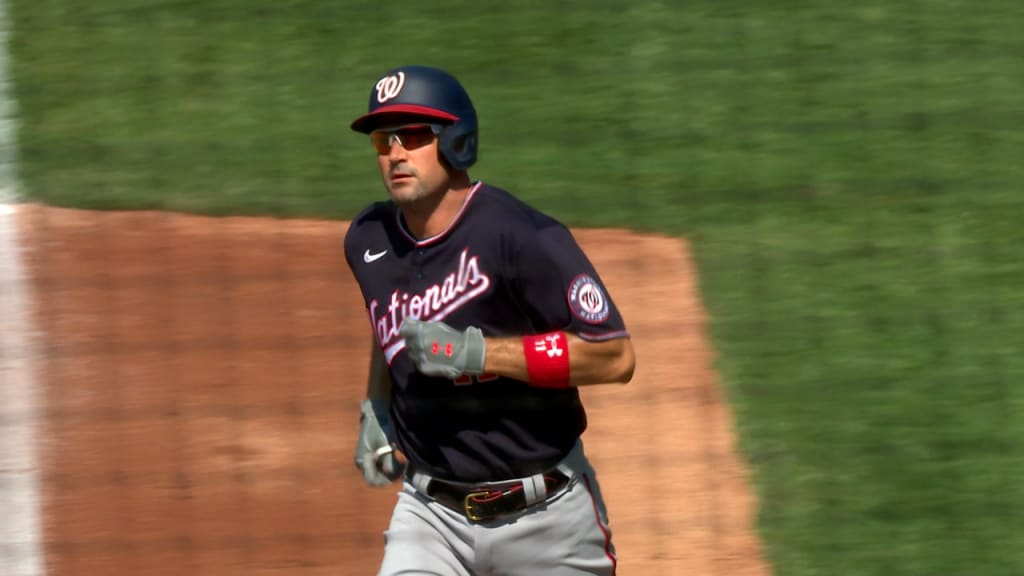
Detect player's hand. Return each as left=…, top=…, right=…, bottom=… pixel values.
left=399, top=319, right=486, bottom=379
left=355, top=398, right=405, bottom=487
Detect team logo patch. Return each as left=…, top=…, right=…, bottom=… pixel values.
left=375, top=72, right=406, bottom=103
left=568, top=274, right=609, bottom=324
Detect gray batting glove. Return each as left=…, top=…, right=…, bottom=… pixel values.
left=399, top=319, right=486, bottom=379
left=355, top=398, right=405, bottom=487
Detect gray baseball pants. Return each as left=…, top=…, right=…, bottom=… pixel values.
left=376, top=441, right=617, bottom=576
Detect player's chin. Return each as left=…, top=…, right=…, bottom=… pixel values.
left=388, top=181, right=426, bottom=204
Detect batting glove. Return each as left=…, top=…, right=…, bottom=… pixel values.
left=399, top=319, right=486, bottom=379
left=355, top=398, right=404, bottom=487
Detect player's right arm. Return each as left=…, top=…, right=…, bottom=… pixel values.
left=366, top=337, right=392, bottom=400
left=344, top=207, right=405, bottom=485
left=354, top=335, right=405, bottom=486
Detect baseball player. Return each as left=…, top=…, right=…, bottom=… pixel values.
left=344, top=65, right=636, bottom=576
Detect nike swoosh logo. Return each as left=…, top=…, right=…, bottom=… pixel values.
left=363, top=249, right=388, bottom=263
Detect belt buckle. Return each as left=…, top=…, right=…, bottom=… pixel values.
left=463, top=490, right=490, bottom=522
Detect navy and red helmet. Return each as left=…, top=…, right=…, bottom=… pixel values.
left=351, top=65, right=479, bottom=170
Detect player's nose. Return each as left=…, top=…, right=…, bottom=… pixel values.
left=387, top=139, right=408, bottom=161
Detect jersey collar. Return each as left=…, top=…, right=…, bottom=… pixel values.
left=396, top=181, right=483, bottom=247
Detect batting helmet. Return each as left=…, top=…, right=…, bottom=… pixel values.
left=350, top=65, right=479, bottom=170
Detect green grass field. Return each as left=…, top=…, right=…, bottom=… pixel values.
left=10, top=1, right=1024, bottom=574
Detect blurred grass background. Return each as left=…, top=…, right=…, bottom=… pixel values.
left=9, top=1, right=1024, bottom=574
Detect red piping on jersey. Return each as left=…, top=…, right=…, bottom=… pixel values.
left=395, top=181, right=483, bottom=247
left=582, top=472, right=618, bottom=574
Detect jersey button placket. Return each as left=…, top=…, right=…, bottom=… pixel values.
left=415, top=248, right=426, bottom=279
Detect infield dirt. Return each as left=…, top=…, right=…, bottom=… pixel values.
left=17, top=204, right=768, bottom=575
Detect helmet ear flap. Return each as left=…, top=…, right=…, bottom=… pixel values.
left=455, top=132, right=478, bottom=169
left=439, top=125, right=478, bottom=171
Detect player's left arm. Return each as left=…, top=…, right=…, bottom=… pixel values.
left=399, top=217, right=636, bottom=387
left=398, top=319, right=633, bottom=388
left=482, top=333, right=634, bottom=387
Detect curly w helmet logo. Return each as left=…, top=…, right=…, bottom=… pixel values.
left=375, top=72, right=406, bottom=103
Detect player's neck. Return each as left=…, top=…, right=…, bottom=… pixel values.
left=401, top=175, right=473, bottom=240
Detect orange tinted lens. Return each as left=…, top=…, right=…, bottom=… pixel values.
left=399, top=127, right=435, bottom=150
left=371, top=126, right=436, bottom=154
left=371, top=131, right=392, bottom=154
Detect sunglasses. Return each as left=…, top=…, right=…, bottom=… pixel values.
left=371, top=124, right=442, bottom=155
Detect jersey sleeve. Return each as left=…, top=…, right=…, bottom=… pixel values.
left=510, top=216, right=629, bottom=341
left=344, top=202, right=386, bottom=278
left=342, top=203, right=384, bottom=305
left=343, top=220, right=361, bottom=281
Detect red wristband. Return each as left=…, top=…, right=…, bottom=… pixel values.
left=522, top=332, right=570, bottom=388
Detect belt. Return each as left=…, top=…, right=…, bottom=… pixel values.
left=408, top=468, right=573, bottom=523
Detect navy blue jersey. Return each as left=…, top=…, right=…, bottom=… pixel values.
left=344, top=182, right=629, bottom=482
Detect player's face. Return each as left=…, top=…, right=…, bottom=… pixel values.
left=372, top=121, right=450, bottom=205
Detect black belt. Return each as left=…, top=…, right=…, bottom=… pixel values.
left=412, top=469, right=572, bottom=522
